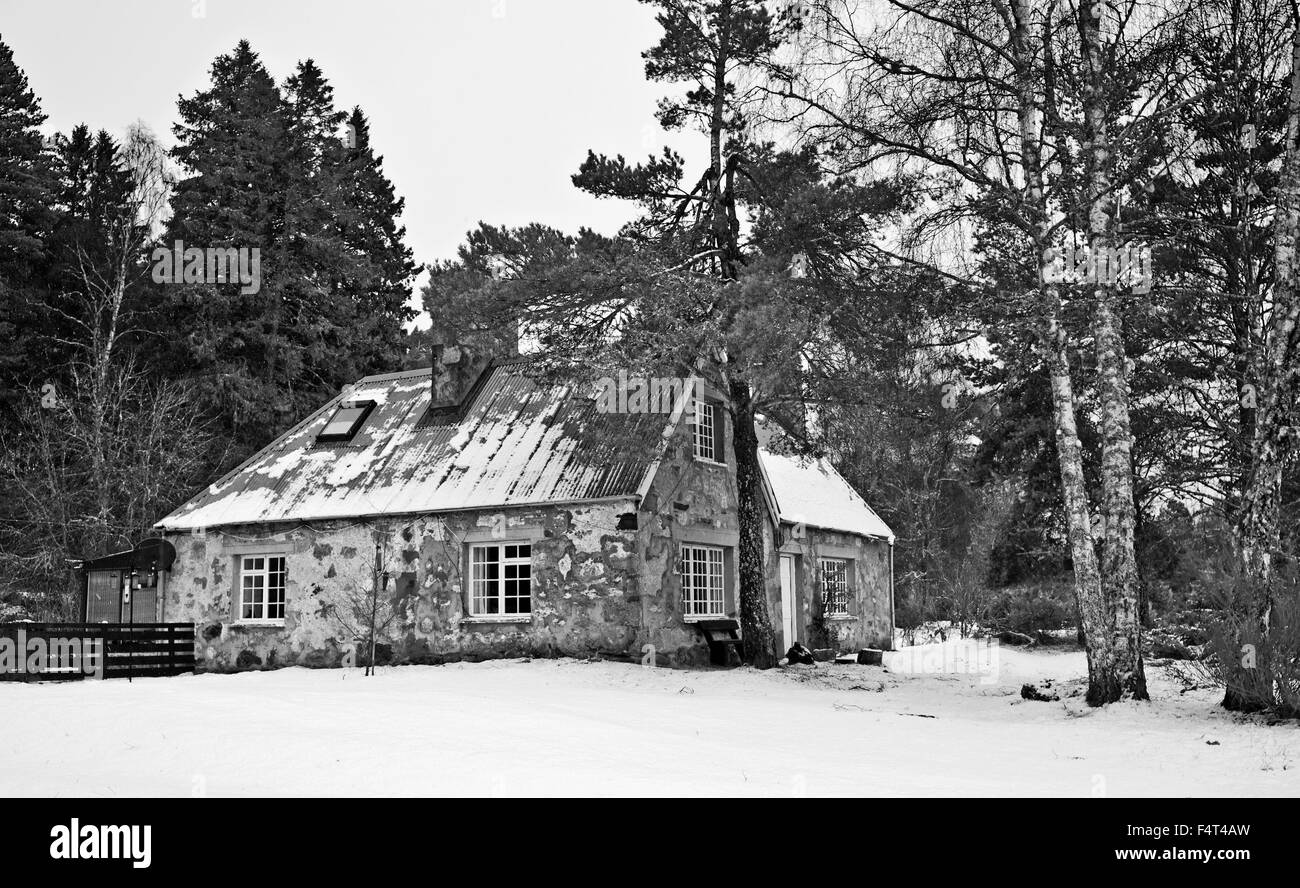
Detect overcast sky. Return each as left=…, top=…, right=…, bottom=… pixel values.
left=3, top=0, right=697, bottom=326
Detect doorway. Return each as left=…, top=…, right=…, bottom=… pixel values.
left=779, top=554, right=798, bottom=652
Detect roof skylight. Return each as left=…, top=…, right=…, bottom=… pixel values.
left=317, top=400, right=376, bottom=443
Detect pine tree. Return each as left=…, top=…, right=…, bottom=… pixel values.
left=273, top=59, right=347, bottom=403
left=0, top=34, right=55, bottom=408
left=162, top=40, right=288, bottom=451
left=432, top=1, right=908, bottom=667
left=274, top=65, right=413, bottom=419
left=42, top=125, right=136, bottom=373
left=161, top=45, right=414, bottom=460
left=331, top=106, right=416, bottom=379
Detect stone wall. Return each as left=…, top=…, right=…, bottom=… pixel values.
left=634, top=425, right=741, bottom=666
left=764, top=524, right=894, bottom=654
left=163, top=498, right=653, bottom=671
left=161, top=398, right=892, bottom=671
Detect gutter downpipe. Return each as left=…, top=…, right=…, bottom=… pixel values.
left=888, top=538, right=896, bottom=651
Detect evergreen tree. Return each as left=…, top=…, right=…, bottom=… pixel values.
left=433, top=1, right=909, bottom=667
left=161, top=44, right=413, bottom=460
left=0, top=34, right=55, bottom=408
left=332, top=106, right=416, bottom=378
left=42, top=125, right=137, bottom=374
left=162, top=40, right=288, bottom=451
left=273, top=59, right=348, bottom=404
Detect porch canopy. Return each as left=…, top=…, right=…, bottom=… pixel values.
left=75, top=538, right=176, bottom=623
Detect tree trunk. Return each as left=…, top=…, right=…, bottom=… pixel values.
left=1229, top=28, right=1300, bottom=710
left=1080, top=0, right=1147, bottom=701
left=710, top=0, right=733, bottom=278
left=1043, top=309, right=1118, bottom=704
left=730, top=377, right=777, bottom=668
left=1241, top=29, right=1300, bottom=590
left=1009, top=0, right=1121, bottom=704
left=1091, top=299, right=1148, bottom=700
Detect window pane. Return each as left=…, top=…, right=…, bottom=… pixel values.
left=267, top=557, right=286, bottom=619
left=680, top=545, right=724, bottom=616
left=320, top=405, right=366, bottom=437
left=693, top=401, right=715, bottom=460
left=472, top=545, right=496, bottom=615
left=471, top=543, right=532, bottom=617
left=820, top=559, right=848, bottom=615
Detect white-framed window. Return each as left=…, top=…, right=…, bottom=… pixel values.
left=240, top=555, right=287, bottom=622
left=470, top=543, right=532, bottom=616
left=820, top=558, right=849, bottom=616
left=678, top=544, right=726, bottom=617
left=693, top=399, right=717, bottom=461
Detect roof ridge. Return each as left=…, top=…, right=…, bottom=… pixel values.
left=355, top=366, right=434, bottom=384
left=355, top=355, right=535, bottom=386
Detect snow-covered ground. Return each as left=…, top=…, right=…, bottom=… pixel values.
left=2, top=641, right=1295, bottom=797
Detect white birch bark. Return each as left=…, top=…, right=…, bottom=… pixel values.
left=1230, top=28, right=1300, bottom=710
left=1009, top=0, right=1118, bottom=703
left=1078, top=1, right=1148, bottom=700
left=1241, top=31, right=1300, bottom=590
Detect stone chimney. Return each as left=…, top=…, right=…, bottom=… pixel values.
left=429, top=323, right=519, bottom=411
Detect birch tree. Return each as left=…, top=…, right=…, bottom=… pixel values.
left=775, top=0, right=1187, bottom=701
left=44, top=124, right=171, bottom=540
left=1229, top=7, right=1300, bottom=709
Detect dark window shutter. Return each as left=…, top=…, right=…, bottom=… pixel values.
left=712, top=399, right=726, bottom=463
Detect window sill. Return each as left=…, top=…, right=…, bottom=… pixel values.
left=683, top=614, right=729, bottom=623
left=693, top=457, right=727, bottom=468
left=231, top=620, right=285, bottom=629
left=461, top=615, right=533, bottom=624
left=825, top=614, right=857, bottom=622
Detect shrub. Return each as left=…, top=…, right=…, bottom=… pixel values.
left=986, top=586, right=1074, bottom=634
left=1194, top=560, right=1300, bottom=716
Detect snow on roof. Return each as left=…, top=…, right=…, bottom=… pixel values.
left=758, top=450, right=894, bottom=542
left=156, top=363, right=657, bottom=530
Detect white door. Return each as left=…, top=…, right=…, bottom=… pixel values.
left=779, top=555, right=797, bottom=652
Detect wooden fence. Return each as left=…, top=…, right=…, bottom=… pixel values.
left=0, top=623, right=196, bottom=681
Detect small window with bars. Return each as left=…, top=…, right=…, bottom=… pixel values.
left=678, top=544, right=726, bottom=617
left=470, top=543, right=532, bottom=616
left=240, top=555, right=287, bottom=622
left=820, top=558, right=850, bottom=616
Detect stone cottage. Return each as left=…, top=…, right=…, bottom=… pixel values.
left=151, top=344, right=895, bottom=669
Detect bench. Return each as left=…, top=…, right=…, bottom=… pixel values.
left=692, top=619, right=743, bottom=666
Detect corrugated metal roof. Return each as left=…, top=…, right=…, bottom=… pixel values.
left=156, top=363, right=658, bottom=530
left=759, top=450, right=894, bottom=542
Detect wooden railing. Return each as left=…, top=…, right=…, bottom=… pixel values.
left=0, top=622, right=196, bottom=681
